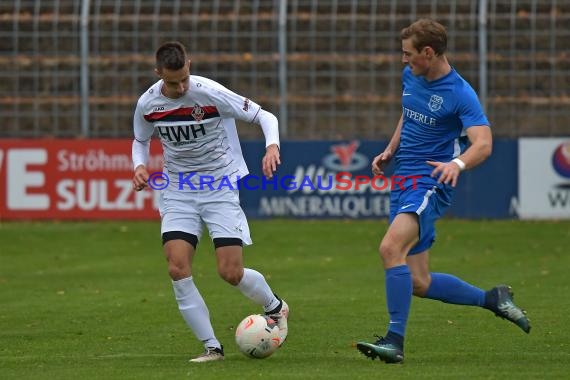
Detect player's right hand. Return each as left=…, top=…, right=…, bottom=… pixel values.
left=371, top=149, right=393, bottom=176
left=132, top=165, right=149, bottom=191
left=262, top=144, right=281, bottom=178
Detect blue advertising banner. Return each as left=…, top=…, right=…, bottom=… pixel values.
left=239, top=140, right=518, bottom=219
left=448, top=139, right=518, bottom=219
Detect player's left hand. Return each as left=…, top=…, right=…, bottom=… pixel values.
left=427, top=160, right=461, bottom=187
left=262, top=144, right=281, bottom=178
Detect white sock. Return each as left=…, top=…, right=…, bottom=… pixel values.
left=172, top=277, right=221, bottom=349
left=236, top=268, right=280, bottom=312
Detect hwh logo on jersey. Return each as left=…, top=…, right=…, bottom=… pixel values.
left=157, top=125, right=206, bottom=142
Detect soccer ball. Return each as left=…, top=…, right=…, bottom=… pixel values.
left=235, top=314, right=281, bottom=359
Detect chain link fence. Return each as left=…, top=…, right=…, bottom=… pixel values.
left=1, top=0, right=569, bottom=139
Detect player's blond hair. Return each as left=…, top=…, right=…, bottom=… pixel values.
left=401, top=18, right=447, bottom=56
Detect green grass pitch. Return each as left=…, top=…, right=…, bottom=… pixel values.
left=1, top=219, right=569, bottom=379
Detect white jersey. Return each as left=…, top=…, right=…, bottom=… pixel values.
left=133, top=75, right=262, bottom=187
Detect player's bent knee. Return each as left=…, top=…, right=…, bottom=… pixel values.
left=379, top=241, right=402, bottom=263
left=412, top=275, right=430, bottom=297
left=218, top=267, right=242, bottom=285
left=412, top=281, right=429, bottom=297
left=168, top=263, right=190, bottom=280
left=214, top=238, right=244, bottom=285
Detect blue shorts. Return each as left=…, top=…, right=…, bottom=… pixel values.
left=389, top=176, right=453, bottom=255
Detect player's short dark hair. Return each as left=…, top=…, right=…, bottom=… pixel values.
left=155, top=41, right=187, bottom=71
left=400, top=18, right=447, bottom=56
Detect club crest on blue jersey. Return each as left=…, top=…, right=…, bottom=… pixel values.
left=428, top=95, right=443, bottom=112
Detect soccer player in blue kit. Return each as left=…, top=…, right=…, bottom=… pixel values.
left=356, top=19, right=530, bottom=364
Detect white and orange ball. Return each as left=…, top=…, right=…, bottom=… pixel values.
left=235, top=314, right=281, bottom=358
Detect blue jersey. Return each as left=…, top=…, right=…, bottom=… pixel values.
left=395, top=66, right=490, bottom=176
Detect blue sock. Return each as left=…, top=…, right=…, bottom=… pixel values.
left=425, top=273, right=485, bottom=306
left=385, top=265, right=412, bottom=339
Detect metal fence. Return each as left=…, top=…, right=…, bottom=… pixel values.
left=1, top=0, right=569, bottom=139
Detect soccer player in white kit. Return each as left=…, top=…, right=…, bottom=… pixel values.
left=131, top=41, right=288, bottom=362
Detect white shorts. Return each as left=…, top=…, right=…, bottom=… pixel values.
left=158, top=186, right=252, bottom=245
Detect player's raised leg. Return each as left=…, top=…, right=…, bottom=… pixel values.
left=407, top=253, right=530, bottom=333
left=215, top=240, right=289, bottom=346
left=483, top=285, right=530, bottom=333
left=265, top=297, right=289, bottom=346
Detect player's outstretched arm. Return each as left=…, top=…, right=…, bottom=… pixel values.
left=427, top=125, right=492, bottom=187
left=132, top=138, right=151, bottom=191
left=254, top=109, right=280, bottom=178
left=372, top=114, right=403, bottom=175
left=461, top=125, right=493, bottom=168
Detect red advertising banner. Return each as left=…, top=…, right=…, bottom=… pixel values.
left=0, top=139, right=163, bottom=220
